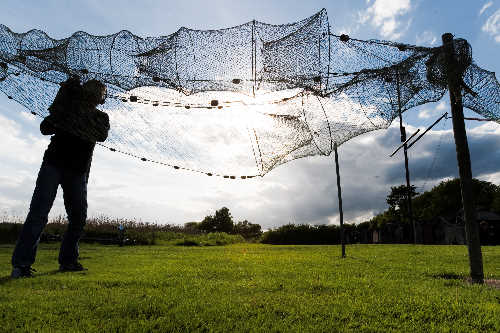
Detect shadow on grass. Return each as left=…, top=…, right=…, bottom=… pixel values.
left=0, top=269, right=66, bottom=285
left=430, top=272, right=464, bottom=280
left=429, top=273, right=500, bottom=289
left=175, top=240, right=199, bottom=246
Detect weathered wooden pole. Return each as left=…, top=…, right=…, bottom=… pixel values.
left=334, top=142, right=346, bottom=258
left=396, top=74, right=417, bottom=244
left=441, top=33, right=484, bottom=283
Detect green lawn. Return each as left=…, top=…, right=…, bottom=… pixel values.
left=0, top=243, right=499, bottom=332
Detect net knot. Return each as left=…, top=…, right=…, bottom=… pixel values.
left=339, top=34, right=349, bottom=42
left=396, top=44, right=407, bottom=51
left=0, top=62, right=6, bottom=82
left=16, top=55, right=26, bottom=64
left=426, top=38, right=472, bottom=87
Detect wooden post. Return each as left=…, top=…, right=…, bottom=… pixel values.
left=396, top=74, right=417, bottom=244
left=334, top=143, right=346, bottom=258
left=441, top=33, right=484, bottom=283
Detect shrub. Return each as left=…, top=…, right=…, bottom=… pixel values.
left=176, top=232, right=245, bottom=246
left=0, top=223, right=23, bottom=244
left=0, top=215, right=249, bottom=246
left=183, top=222, right=201, bottom=234
left=261, top=224, right=344, bottom=245
left=198, top=207, right=234, bottom=233
left=234, top=220, right=262, bottom=239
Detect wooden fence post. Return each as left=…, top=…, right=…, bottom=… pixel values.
left=441, top=33, right=484, bottom=283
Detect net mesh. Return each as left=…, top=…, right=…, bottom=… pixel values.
left=0, top=9, right=499, bottom=177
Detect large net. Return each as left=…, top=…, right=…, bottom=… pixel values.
left=0, top=9, right=499, bottom=177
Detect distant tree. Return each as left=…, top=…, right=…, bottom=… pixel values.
left=261, top=224, right=342, bottom=245
left=184, top=222, right=200, bottom=233
left=199, top=215, right=215, bottom=233
left=199, top=207, right=234, bottom=233
left=376, top=179, right=500, bottom=225
left=370, top=210, right=397, bottom=228
left=386, top=185, right=418, bottom=215
left=413, top=178, right=500, bottom=221
left=491, top=193, right=500, bottom=214
left=233, top=220, right=262, bottom=239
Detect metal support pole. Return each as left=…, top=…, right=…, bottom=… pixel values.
left=251, top=20, right=256, bottom=97
left=396, top=74, right=416, bottom=244
left=402, top=137, right=416, bottom=244
left=442, top=33, right=483, bottom=283
left=334, top=143, right=345, bottom=258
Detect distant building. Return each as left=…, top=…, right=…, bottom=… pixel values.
left=476, top=210, right=500, bottom=245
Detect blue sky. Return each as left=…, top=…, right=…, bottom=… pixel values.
left=0, top=0, right=499, bottom=228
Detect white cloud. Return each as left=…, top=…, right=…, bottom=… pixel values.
left=338, top=26, right=355, bottom=36
left=479, top=1, right=494, bottom=16
left=0, top=113, right=48, bottom=165
left=436, top=102, right=447, bottom=111
left=416, top=30, right=437, bottom=46
left=359, top=0, right=412, bottom=39
left=482, top=8, right=500, bottom=42
left=417, top=102, right=447, bottom=119
left=418, top=109, right=433, bottom=119
left=19, top=111, right=37, bottom=123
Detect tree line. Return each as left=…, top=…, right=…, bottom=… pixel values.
left=366, top=178, right=500, bottom=229
left=2, top=178, right=498, bottom=246
left=185, top=207, right=263, bottom=239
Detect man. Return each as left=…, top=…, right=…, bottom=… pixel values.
left=11, top=77, right=110, bottom=278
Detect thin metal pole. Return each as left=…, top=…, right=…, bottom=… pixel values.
left=251, top=20, right=255, bottom=97
left=406, top=112, right=448, bottom=150
left=442, top=33, right=484, bottom=283
left=396, top=73, right=416, bottom=244
left=390, top=128, right=420, bottom=157
left=334, top=143, right=345, bottom=258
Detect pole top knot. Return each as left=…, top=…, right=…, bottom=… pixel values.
left=441, top=33, right=454, bottom=43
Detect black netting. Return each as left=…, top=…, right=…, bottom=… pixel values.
left=0, top=9, right=498, bottom=176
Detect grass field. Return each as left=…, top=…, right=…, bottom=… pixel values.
left=0, top=243, right=499, bottom=332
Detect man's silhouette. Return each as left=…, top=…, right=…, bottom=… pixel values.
left=11, top=77, right=110, bottom=278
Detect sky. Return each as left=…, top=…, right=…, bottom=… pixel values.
left=0, top=0, right=499, bottom=229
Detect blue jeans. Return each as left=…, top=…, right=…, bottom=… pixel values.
left=11, top=160, right=88, bottom=267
